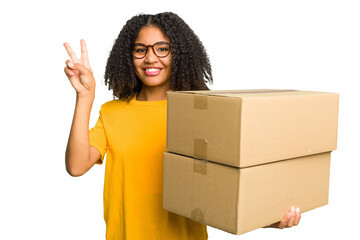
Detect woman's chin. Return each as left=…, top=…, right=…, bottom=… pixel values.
left=141, top=79, right=170, bottom=88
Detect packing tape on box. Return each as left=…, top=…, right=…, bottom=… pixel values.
left=191, top=208, right=205, bottom=223
left=194, top=139, right=207, bottom=160
left=193, top=158, right=207, bottom=175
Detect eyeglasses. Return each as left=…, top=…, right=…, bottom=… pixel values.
left=132, top=41, right=172, bottom=59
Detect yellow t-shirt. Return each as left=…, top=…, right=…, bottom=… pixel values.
left=89, top=97, right=208, bottom=240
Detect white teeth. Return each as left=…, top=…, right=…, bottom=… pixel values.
left=145, top=68, right=160, bottom=72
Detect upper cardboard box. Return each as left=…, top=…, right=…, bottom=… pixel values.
left=166, top=89, right=339, bottom=168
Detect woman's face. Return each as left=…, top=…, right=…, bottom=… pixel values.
left=133, top=25, right=172, bottom=89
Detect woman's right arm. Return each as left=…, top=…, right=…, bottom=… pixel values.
left=64, top=40, right=101, bottom=177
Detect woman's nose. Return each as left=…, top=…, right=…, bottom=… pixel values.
left=144, top=47, right=158, bottom=63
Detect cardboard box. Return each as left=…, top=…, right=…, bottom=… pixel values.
left=163, top=151, right=331, bottom=235
left=167, top=89, right=339, bottom=168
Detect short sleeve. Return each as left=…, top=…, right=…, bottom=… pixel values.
left=89, top=109, right=108, bottom=164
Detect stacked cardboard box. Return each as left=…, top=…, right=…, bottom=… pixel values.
left=163, top=89, right=339, bottom=235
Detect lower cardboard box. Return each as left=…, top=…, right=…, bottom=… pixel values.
left=163, top=151, right=331, bottom=235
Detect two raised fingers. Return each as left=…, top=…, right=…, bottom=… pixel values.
left=278, top=206, right=301, bottom=229
left=63, top=39, right=91, bottom=69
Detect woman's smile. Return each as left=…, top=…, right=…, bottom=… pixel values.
left=143, top=67, right=163, bottom=76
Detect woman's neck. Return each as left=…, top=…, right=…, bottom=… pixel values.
left=136, top=84, right=169, bottom=101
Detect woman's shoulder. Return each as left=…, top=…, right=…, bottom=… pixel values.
left=96, top=99, right=131, bottom=120
left=100, top=98, right=132, bottom=111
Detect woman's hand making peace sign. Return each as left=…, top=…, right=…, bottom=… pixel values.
left=64, top=39, right=95, bottom=98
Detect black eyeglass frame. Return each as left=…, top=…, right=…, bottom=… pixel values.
left=132, top=41, right=172, bottom=59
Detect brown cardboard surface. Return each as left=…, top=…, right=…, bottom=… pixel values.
left=163, top=151, right=331, bottom=235
left=167, top=89, right=339, bottom=168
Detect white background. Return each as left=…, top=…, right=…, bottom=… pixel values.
left=0, top=0, right=359, bottom=239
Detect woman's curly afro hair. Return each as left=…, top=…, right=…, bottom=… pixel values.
left=104, top=12, right=213, bottom=101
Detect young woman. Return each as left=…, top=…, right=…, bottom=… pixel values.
left=64, top=12, right=300, bottom=240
